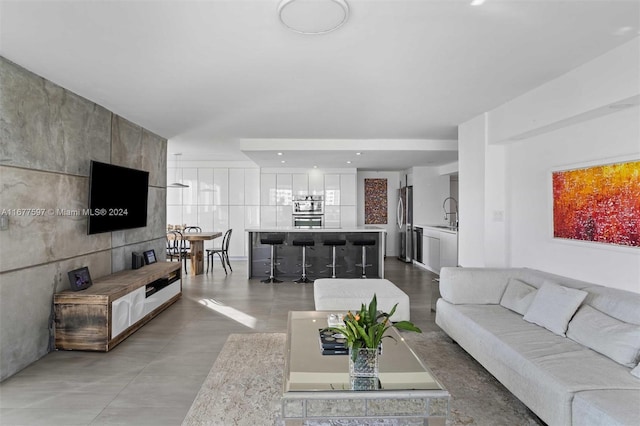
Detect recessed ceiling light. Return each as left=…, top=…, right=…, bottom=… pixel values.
left=356, top=152, right=361, bottom=156
left=281, top=160, right=286, bottom=163
left=277, top=152, right=283, bottom=156
left=346, top=161, right=352, bottom=164
left=470, top=0, right=485, bottom=5
left=278, top=0, right=350, bottom=35
left=313, top=165, right=318, bottom=168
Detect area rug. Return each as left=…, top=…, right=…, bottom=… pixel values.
left=182, top=332, right=543, bottom=426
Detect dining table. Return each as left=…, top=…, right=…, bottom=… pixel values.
left=169, top=231, right=222, bottom=276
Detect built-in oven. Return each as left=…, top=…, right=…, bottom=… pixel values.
left=293, top=215, right=323, bottom=228
left=293, top=195, right=324, bottom=215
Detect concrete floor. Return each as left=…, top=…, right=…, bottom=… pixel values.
left=0, top=257, right=440, bottom=425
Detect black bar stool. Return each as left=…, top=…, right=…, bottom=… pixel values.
left=292, top=239, right=315, bottom=283
left=261, top=236, right=284, bottom=283
left=323, top=239, right=346, bottom=279
left=353, top=239, right=376, bottom=278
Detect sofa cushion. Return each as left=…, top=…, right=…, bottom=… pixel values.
left=500, top=278, right=536, bottom=315
left=572, top=389, right=640, bottom=426
left=524, top=281, right=587, bottom=336
left=567, top=305, right=640, bottom=368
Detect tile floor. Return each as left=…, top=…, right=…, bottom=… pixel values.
left=0, top=258, right=440, bottom=425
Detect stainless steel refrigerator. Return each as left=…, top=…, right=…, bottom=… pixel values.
left=397, top=185, right=413, bottom=262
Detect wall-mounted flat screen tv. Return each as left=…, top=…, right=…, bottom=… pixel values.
left=87, top=161, right=149, bottom=235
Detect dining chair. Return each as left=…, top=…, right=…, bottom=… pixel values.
left=206, top=229, right=232, bottom=274
left=167, top=230, right=190, bottom=273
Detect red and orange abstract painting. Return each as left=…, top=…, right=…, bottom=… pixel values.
left=552, top=160, right=640, bottom=247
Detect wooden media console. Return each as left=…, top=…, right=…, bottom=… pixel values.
left=54, top=262, right=182, bottom=351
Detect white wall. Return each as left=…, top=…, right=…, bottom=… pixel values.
left=459, top=38, right=640, bottom=292
left=458, top=114, right=487, bottom=267
left=412, top=166, right=451, bottom=226
left=357, top=171, right=401, bottom=257
left=507, top=107, right=639, bottom=291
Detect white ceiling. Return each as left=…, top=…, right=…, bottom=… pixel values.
left=1, top=0, right=638, bottom=170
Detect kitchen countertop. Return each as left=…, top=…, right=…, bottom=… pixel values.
left=245, top=226, right=386, bottom=233
left=415, top=224, right=458, bottom=234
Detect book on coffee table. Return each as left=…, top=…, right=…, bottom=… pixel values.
left=318, top=328, right=348, bottom=355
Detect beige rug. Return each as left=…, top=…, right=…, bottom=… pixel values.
left=183, top=332, right=543, bottom=426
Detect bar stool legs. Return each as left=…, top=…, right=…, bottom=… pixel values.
left=293, top=240, right=314, bottom=283
left=323, top=239, right=346, bottom=279
left=353, top=240, right=376, bottom=278
left=261, top=237, right=283, bottom=283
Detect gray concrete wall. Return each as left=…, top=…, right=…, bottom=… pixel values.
left=0, top=57, right=168, bottom=381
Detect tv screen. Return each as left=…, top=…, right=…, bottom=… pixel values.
left=87, top=161, right=149, bottom=235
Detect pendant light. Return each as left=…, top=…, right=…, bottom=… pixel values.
left=168, top=153, right=189, bottom=188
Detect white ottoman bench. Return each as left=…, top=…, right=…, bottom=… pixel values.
left=314, top=278, right=411, bottom=322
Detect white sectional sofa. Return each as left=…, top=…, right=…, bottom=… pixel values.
left=435, top=267, right=640, bottom=426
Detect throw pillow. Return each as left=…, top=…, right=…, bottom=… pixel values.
left=523, top=281, right=588, bottom=336
left=567, top=305, right=640, bottom=368
left=631, top=364, right=640, bottom=379
left=500, top=278, right=537, bottom=315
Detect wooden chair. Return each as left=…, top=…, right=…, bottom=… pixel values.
left=206, top=229, right=232, bottom=274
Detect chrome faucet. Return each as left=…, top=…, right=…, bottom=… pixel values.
left=442, top=197, right=459, bottom=229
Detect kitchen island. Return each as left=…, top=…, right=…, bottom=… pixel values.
left=246, top=227, right=386, bottom=280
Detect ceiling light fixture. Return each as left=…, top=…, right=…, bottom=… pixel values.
left=470, top=0, right=485, bottom=6
left=277, top=152, right=283, bottom=156
left=168, top=153, right=189, bottom=188
left=278, top=0, right=350, bottom=35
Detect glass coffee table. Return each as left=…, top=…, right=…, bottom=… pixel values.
left=281, top=311, right=450, bottom=425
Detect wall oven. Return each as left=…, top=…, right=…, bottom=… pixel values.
left=293, top=195, right=324, bottom=215
left=293, top=215, right=323, bottom=228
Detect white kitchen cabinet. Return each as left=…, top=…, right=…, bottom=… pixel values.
left=261, top=206, right=277, bottom=227
left=229, top=205, right=245, bottom=257
left=244, top=169, right=260, bottom=205
left=324, top=205, right=341, bottom=228
left=197, top=168, right=214, bottom=205
left=309, top=170, right=324, bottom=195
left=182, top=168, right=198, bottom=206
left=277, top=174, right=292, bottom=205
left=213, top=205, right=229, bottom=233
left=261, top=173, right=277, bottom=206
left=340, top=174, right=356, bottom=205
left=420, top=226, right=457, bottom=273
left=197, top=205, right=214, bottom=232
left=228, top=169, right=245, bottom=205
left=427, top=236, right=441, bottom=273
left=340, top=205, right=357, bottom=227
left=245, top=205, right=260, bottom=229
left=324, top=174, right=340, bottom=205
left=277, top=205, right=293, bottom=227
left=167, top=168, right=182, bottom=205
left=440, top=231, right=458, bottom=268
left=213, top=168, right=229, bottom=206
left=166, top=205, right=182, bottom=228
left=182, top=205, right=197, bottom=228
left=292, top=173, right=309, bottom=196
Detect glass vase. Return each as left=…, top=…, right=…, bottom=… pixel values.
left=349, top=347, right=379, bottom=378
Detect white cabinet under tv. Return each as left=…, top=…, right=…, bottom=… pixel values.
left=54, top=263, right=181, bottom=351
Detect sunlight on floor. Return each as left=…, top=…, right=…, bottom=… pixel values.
left=198, top=298, right=258, bottom=328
